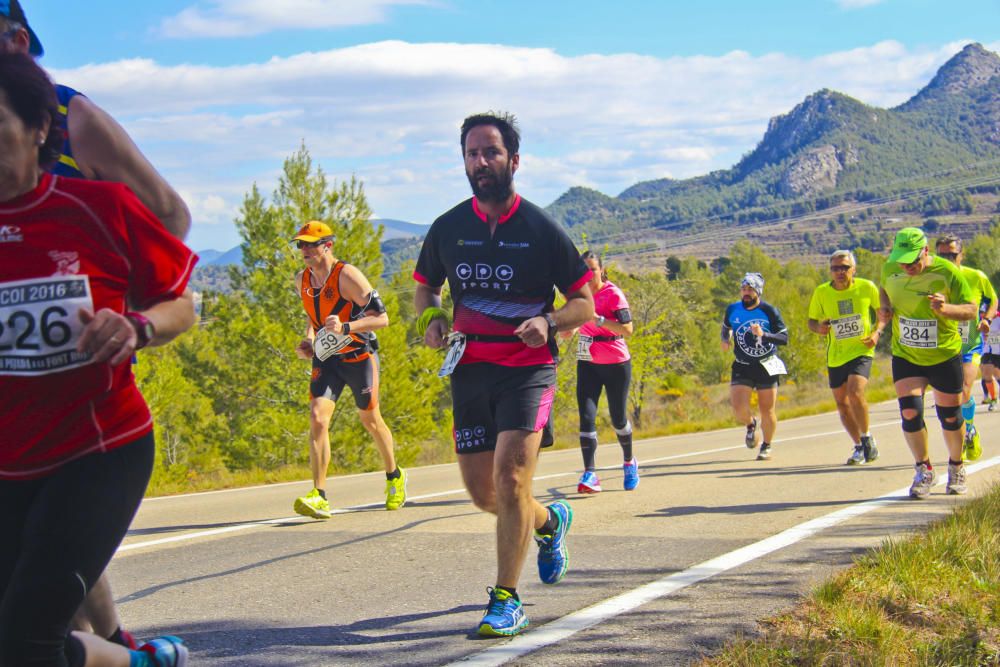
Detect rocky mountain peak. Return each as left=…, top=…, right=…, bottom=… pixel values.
left=901, top=42, right=1000, bottom=109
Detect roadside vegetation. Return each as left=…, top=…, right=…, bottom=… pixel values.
left=697, top=482, right=1000, bottom=666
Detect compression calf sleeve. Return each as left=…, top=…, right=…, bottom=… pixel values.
left=613, top=421, right=633, bottom=462
left=962, top=397, right=976, bottom=426
left=579, top=432, right=598, bottom=471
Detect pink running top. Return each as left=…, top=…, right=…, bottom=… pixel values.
left=578, top=281, right=631, bottom=364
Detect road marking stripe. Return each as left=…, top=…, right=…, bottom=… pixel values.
left=448, top=455, right=1000, bottom=666
left=118, top=420, right=901, bottom=553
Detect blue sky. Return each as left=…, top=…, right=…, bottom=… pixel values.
left=22, top=1, right=1000, bottom=251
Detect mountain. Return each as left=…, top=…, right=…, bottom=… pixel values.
left=374, top=218, right=429, bottom=240
left=546, top=43, right=1000, bottom=243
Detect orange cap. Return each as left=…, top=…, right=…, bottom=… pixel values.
left=292, top=220, right=332, bottom=243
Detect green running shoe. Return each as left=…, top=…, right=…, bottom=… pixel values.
left=293, top=488, right=331, bottom=519
left=385, top=468, right=407, bottom=510
left=964, top=426, right=982, bottom=462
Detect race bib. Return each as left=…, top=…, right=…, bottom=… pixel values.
left=957, top=321, right=972, bottom=343
left=899, top=317, right=937, bottom=349
left=313, top=327, right=354, bottom=361
left=831, top=314, right=863, bottom=341
left=760, top=355, right=787, bottom=376
left=0, top=275, right=93, bottom=376
left=988, top=332, right=1000, bottom=346
left=576, top=334, right=593, bottom=361
left=439, top=332, right=466, bottom=377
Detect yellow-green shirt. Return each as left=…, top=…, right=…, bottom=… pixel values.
left=881, top=255, right=974, bottom=365
left=954, top=264, right=998, bottom=353
left=808, top=278, right=880, bottom=368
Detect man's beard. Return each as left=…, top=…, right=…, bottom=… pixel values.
left=741, top=295, right=758, bottom=307
left=467, top=161, right=514, bottom=203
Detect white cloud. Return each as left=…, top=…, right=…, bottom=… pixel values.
left=160, top=0, right=434, bottom=38
left=46, top=39, right=992, bottom=250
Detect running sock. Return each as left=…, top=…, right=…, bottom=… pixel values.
left=495, top=585, right=518, bottom=600
left=108, top=627, right=129, bottom=648
left=949, top=459, right=963, bottom=466
left=579, top=432, right=598, bottom=471
left=920, top=460, right=933, bottom=470
left=386, top=468, right=401, bottom=480
left=962, top=397, right=976, bottom=426
left=989, top=380, right=998, bottom=400
left=616, top=432, right=633, bottom=462
left=316, top=488, right=327, bottom=500
left=538, top=507, right=559, bottom=535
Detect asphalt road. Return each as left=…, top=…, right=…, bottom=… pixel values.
left=109, top=401, right=1000, bottom=666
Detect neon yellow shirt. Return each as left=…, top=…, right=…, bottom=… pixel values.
left=954, top=264, right=998, bottom=353
left=881, top=255, right=974, bottom=365
left=808, top=278, right=880, bottom=368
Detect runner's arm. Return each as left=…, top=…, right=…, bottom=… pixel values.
left=807, top=318, right=831, bottom=335
left=415, top=282, right=448, bottom=348
left=334, top=264, right=388, bottom=333
left=68, top=95, right=191, bottom=240
left=513, top=284, right=594, bottom=347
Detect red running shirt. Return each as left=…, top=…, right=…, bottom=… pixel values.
left=0, top=174, right=197, bottom=479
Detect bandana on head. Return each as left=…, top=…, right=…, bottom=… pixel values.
left=741, top=272, right=764, bottom=296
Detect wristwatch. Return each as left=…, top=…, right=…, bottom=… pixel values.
left=341, top=322, right=351, bottom=335
left=125, top=312, right=155, bottom=349
left=597, top=315, right=606, bottom=327
left=543, top=313, right=558, bottom=336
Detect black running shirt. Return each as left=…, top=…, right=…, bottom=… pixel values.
left=414, top=195, right=590, bottom=367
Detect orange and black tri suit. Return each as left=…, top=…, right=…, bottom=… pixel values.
left=302, top=261, right=380, bottom=410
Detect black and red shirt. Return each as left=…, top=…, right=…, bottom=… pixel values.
left=414, top=195, right=590, bottom=367
left=0, top=173, right=196, bottom=479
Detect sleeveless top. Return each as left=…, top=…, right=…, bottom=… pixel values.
left=300, top=261, right=372, bottom=358
left=51, top=85, right=85, bottom=178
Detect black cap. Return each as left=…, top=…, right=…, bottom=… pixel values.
left=1, top=0, right=44, bottom=56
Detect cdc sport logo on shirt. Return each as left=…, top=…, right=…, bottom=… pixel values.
left=456, top=263, right=514, bottom=291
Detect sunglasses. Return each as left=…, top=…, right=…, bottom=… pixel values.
left=830, top=265, right=852, bottom=272
left=296, top=240, right=325, bottom=249
left=937, top=252, right=958, bottom=261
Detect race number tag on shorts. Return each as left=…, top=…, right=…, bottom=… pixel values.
left=576, top=334, right=593, bottom=361
left=831, top=314, right=863, bottom=341
left=899, top=317, right=937, bottom=349
left=313, top=327, right=354, bottom=361
left=989, top=332, right=1000, bottom=346
left=0, top=275, right=93, bottom=376
left=439, top=332, right=466, bottom=377
left=760, top=355, right=787, bottom=376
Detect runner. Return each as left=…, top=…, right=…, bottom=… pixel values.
left=982, top=316, right=1000, bottom=412
left=413, top=112, right=593, bottom=636
left=807, top=250, right=883, bottom=465
left=879, top=228, right=977, bottom=498
left=1, top=2, right=192, bottom=648
left=0, top=52, right=193, bottom=666
left=934, top=234, right=997, bottom=461
left=722, top=273, right=788, bottom=461
left=573, top=251, right=638, bottom=493
left=292, top=221, right=405, bottom=518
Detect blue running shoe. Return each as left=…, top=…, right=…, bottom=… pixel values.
left=623, top=458, right=640, bottom=490
left=477, top=587, right=529, bottom=637
left=535, top=500, right=572, bottom=584
left=577, top=470, right=601, bottom=494
left=137, top=636, right=188, bottom=667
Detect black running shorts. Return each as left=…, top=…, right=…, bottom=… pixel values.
left=451, top=363, right=556, bottom=454
left=891, top=354, right=963, bottom=394
left=310, top=353, right=379, bottom=410
left=827, top=355, right=873, bottom=389
left=730, top=360, right=779, bottom=390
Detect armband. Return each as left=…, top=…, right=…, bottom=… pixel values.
left=613, top=308, right=632, bottom=324
left=417, top=306, right=450, bottom=336
left=363, top=289, right=387, bottom=315
left=341, top=322, right=351, bottom=336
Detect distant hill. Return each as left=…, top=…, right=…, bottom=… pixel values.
left=546, top=43, right=1000, bottom=251
left=375, top=218, right=429, bottom=241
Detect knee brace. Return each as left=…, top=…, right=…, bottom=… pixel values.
left=936, top=403, right=964, bottom=431
left=898, top=395, right=925, bottom=433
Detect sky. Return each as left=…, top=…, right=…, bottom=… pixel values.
left=23, top=0, right=1000, bottom=251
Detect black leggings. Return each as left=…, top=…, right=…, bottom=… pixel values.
left=577, top=360, right=632, bottom=432
left=0, top=433, right=154, bottom=667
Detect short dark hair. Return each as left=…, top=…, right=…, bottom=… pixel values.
left=460, top=111, right=520, bottom=156
left=935, top=233, right=963, bottom=253
left=0, top=53, right=60, bottom=167
left=581, top=250, right=608, bottom=281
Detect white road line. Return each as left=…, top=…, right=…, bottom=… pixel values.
left=448, top=455, right=1000, bottom=666
left=118, top=419, right=902, bottom=554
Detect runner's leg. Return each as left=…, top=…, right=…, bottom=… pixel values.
left=493, top=429, right=546, bottom=589
left=308, top=397, right=336, bottom=492
left=758, top=387, right=778, bottom=445
left=831, top=382, right=861, bottom=444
